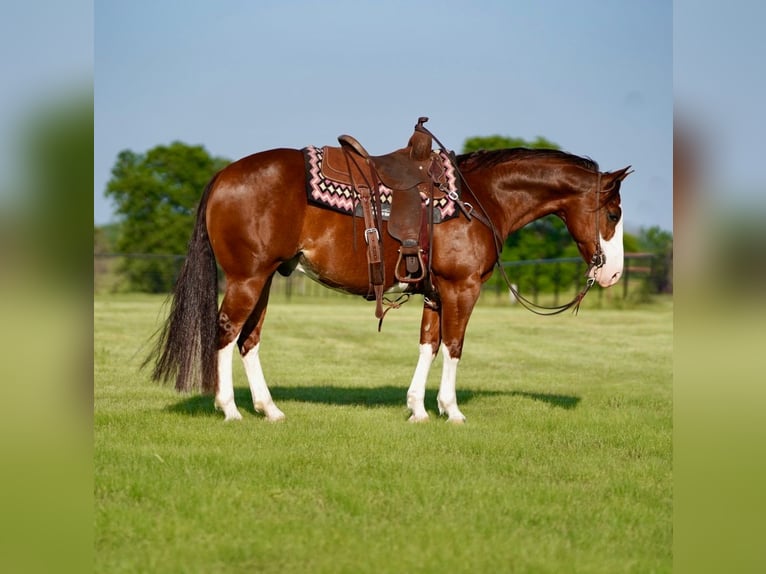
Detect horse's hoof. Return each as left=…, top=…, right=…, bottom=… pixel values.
left=255, top=400, right=286, bottom=422
left=215, top=397, right=242, bottom=421
left=408, top=413, right=430, bottom=423
left=446, top=415, right=466, bottom=425
left=263, top=408, right=286, bottom=422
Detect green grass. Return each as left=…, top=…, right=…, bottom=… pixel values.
left=95, top=293, right=672, bottom=573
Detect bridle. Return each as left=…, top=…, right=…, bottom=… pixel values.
left=418, top=123, right=606, bottom=316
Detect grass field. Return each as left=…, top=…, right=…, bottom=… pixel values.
left=94, top=292, right=672, bottom=573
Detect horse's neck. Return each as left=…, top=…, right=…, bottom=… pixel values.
left=475, top=171, right=569, bottom=237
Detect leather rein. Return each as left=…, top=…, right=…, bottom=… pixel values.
left=417, top=123, right=606, bottom=316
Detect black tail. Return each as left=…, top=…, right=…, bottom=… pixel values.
left=145, top=176, right=220, bottom=394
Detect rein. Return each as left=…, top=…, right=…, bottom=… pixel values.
left=496, top=253, right=602, bottom=316
left=416, top=123, right=605, bottom=315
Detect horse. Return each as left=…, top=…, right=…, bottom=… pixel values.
left=148, top=136, right=631, bottom=423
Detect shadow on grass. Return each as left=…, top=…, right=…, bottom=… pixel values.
left=165, top=385, right=580, bottom=417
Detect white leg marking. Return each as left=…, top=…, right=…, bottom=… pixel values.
left=214, top=340, right=242, bottom=421
left=436, top=343, right=466, bottom=423
left=242, top=343, right=285, bottom=422
left=406, top=344, right=436, bottom=422
left=593, top=217, right=624, bottom=287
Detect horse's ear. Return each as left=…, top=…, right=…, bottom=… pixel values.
left=609, top=166, right=633, bottom=182
left=602, top=166, right=632, bottom=192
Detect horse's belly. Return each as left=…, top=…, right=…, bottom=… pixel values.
left=296, top=209, right=405, bottom=296
left=296, top=251, right=372, bottom=296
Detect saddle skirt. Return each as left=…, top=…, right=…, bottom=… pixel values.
left=302, top=145, right=459, bottom=223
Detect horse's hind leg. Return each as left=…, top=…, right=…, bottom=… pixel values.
left=214, top=276, right=268, bottom=421
left=406, top=305, right=441, bottom=422
left=237, top=275, right=284, bottom=422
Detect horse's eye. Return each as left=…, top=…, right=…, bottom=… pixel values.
left=607, top=212, right=620, bottom=223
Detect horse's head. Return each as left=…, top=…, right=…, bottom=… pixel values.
left=568, top=166, right=632, bottom=288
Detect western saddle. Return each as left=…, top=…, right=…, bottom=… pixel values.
left=331, top=117, right=445, bottom=319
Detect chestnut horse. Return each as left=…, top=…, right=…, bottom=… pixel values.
left=149, top=144, right=630, bottom=423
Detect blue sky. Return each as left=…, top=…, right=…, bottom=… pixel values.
left=94, top=0, right=673, bottom=231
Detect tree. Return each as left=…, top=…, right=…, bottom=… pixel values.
left=105, top=142, right=230, bottom=292
left=462, top=134, right=557, bottom=154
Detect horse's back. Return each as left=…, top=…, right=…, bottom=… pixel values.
left=208, top=148, right=306, bottom=210
left=206, top=148, right=308, bottom=274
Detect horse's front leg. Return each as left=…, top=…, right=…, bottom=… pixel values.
left=436, top=278, right=482, bottom=423
left=406, top=304, right=441, bottom=422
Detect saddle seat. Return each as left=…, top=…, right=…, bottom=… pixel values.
left=337, top=134, right=433, bottom=191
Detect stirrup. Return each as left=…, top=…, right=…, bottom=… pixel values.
left=394, top=248, right=425, bottom=283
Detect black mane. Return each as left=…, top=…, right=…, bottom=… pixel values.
left=457, top=148, right=599, bottom=173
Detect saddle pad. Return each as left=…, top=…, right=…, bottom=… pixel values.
left=302, top=146, right=459, bottom=222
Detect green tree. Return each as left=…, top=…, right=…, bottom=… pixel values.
left=462, top=134, right=557, bottom=154
left=105, top=142, right=230, bottom=292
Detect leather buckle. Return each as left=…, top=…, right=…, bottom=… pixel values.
left=364, top=227, right=379, bottom=244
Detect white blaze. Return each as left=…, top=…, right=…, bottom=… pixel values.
left=591, top=216, right=624, bottom=288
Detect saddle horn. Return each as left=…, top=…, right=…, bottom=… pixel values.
left=408, top=117, right=432, bottom=161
